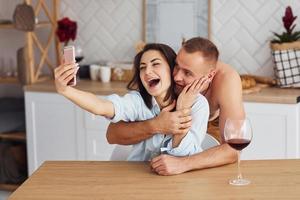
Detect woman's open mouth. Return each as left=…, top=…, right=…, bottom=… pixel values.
left=148, top=78, right=160, bottom=88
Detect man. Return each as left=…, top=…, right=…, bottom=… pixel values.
left=106, top=37, right=245, bottom=175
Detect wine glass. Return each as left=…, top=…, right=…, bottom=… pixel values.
left=74, top=45, right=84, bottom=63
left=224, top=118, right=253, bottom=186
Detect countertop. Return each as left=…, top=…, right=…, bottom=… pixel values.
left=9, top=160, right=300, bottom=200
left=24, top=80, right=300, bottom=104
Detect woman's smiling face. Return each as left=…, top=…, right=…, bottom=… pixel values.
left=139, top=50, right=172, bottom=98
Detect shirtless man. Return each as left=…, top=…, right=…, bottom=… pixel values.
left=106, top=37, right=245, bottom=175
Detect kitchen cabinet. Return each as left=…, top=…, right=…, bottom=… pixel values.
left=242, top=102, right=300, bottom=160
left=25, top=91, right=115, bottom=175
left=83, top=111, right=115, bottom=161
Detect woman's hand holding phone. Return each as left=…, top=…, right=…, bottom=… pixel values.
left=54, top=59, right=79, bottom=94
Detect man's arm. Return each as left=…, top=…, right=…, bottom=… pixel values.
left=106, top=102, right=192, bottom=145
left=106, top=120, right=156, bottom=145
left=151, top=144, right=237, bottom=175
left=217, top=67, right=245, bottom=139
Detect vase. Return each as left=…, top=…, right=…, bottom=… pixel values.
left=270, top=41, right=300, bottom=88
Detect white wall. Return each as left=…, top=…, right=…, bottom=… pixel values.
left=211, top=0, right=300, bottom=76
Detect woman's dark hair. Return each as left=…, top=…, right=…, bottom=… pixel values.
left=127, top=43, right=177, bottom=109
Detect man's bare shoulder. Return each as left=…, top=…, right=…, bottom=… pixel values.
left=213, top=61, right=241, bottom=88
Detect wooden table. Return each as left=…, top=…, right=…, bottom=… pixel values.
left=9, top=160, right=300, bottom=200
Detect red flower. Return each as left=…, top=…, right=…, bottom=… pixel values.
left=56, top=17, right=77, bottom=45
left=282, top=6, right=297, bottom=34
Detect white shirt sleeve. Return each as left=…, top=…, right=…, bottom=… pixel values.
left=165, top=94, right=209, bottom=156
left=104, top=91, right=145, bottom=123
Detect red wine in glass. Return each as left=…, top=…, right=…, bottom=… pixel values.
left=75, top=56, right=84, bottom=63
left=224, top=118, right=253, bottom=186
left=227, top=139, right=251, bottom=151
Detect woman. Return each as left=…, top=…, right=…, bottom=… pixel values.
left=54, top=43, right=209, bottom=161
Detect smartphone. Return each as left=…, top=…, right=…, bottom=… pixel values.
left=63, top=45, right=77, bottom=86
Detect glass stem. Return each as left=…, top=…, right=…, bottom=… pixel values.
left=237, top=150, right=243, bottom=179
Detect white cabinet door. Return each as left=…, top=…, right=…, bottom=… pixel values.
left=85, top=130, right=115, bottom=160
left=25, top=92, right=83, bottom=174
left=84, top=110, right=115, bottom=160
left=243, top=102, right=299, bottom=160
left=25, top=92, right=116, bottom=174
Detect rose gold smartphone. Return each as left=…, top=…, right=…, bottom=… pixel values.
left=63, top=46, right=76, bottom=86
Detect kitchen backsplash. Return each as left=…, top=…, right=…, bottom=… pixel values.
left=211, top=0, right=300, bottom=76
left=60, top=0, right=142, bottom=64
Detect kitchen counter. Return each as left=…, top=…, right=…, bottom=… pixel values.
left=243, top=86, right=300, bottom=104
left=24, top=80, right=300, bottom=104
left=24, top=80, right=129, bottom=96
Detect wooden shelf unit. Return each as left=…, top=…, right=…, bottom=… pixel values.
left=0, top=0, right=61, bottom=85
left=0, top=0, right=60, bottom=191
left=0, top=77, right=19, bottom=84
left=0, top=132, right=26, bottom=192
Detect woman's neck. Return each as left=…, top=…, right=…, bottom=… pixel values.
left=154, top=94, right=172, bottom=110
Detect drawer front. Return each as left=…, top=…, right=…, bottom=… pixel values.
left=84, top=111, right=110, bottom=131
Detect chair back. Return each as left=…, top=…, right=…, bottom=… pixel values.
left=110, top=134, right=220, bottom=161
left=110, top=145, right=132, bottom=161
left=201, top=134, right=220, bottom=150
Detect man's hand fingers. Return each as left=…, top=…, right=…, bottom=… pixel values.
left=179, top=120, right=192, bottom=129
left=151, top=155, right=163, bottom=164
left=151, top=159, right=164, bottom=170
left=153, top=165, right=165, bottom=173
left=179, top=115, right=192, bottom=124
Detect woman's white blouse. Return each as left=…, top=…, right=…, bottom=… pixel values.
left=105, top=91, right=209, bottom=161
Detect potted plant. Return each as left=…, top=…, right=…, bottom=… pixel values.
left=270, top=6, right=300, bottom=88
left=56, top=17, right=77, bottom=46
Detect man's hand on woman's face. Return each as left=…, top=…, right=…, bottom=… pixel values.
left=154, top=100, right=192, bottom=135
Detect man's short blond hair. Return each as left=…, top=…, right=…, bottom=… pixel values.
left=182, top=37, right=219, bottom=63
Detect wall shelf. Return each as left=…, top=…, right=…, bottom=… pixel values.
left=0, top=77, right=19, bottom=84
left=0, top=132, right=26, bottom=141
left=0, top=21, right=51, bottom=29
left=0, top=183, right=19, bottom=191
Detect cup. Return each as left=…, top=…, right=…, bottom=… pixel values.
left=99, top=66, right=111, bottom=83
left=89, top=64, right=100, bottom=81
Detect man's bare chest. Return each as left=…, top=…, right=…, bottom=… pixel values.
left=204, top=89, right=220, bottom=120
